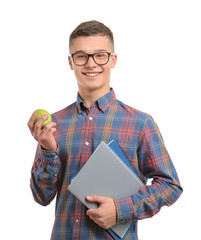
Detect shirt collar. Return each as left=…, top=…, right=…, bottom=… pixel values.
left=76, top=94, right=85, bottom=114
left=76, top=88, right=116, bottom=113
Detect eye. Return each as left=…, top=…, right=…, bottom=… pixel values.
left=95, top=53, right=107, bottom=59
left=96, top=54, right=105, bottom=58
left=75, top=54, right=87, bottom=59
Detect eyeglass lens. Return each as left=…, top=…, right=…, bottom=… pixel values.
left=73, top=52, right=110, bottom=66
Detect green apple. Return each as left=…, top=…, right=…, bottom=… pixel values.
left=33, top=109, right=52, bottom=128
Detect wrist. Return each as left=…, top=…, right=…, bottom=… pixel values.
left=41, top=144, right=58, bottom=152
left=39, top=145, right=60, bottom=166
left=114, top=197, right=135, bottom=223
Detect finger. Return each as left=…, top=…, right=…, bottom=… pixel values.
left=45, top=127, right=57, bottom=139
left=86, top=205, right=102, bottom=218
left=86, top=195, right=105, bottom=204
left=27, top=113, right=37, bottom=134
left=86, top=210, right=106, bottom=229
left=41, top=122, right=56, bottom=136
left=34, top=114, right=48, bottom=131
left=89, top=216, right=100, bottom=225
left=86, top=209, right=99, bottom=221
left=32, top=115, right=48, bottom=140
left=36, top=123, right=56, bottom=145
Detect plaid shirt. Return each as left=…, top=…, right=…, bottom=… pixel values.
left=30, top=89, right=182, bottom=240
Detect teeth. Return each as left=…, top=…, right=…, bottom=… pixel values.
left=86, top=73, right=99, bottom=76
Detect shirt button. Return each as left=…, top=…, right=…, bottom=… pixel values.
left=76, top=219, right=79, bottom=223
left=85, top=142, right=89, bottom=146
left=89, top=116, right=93, bottom=121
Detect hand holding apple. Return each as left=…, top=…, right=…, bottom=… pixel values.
left=27, top=109, right=57, bottom=151
left=33, top=109, right=52, bottom=128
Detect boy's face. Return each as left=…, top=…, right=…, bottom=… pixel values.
left=68, top=35, right=117, bottom=95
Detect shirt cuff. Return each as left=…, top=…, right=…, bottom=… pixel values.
left=40, top=146, right=59, bottom=165
left=114, top=196, right=135, bottom=223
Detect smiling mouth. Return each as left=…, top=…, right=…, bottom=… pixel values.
left=82, top=72, right=102, bottom=77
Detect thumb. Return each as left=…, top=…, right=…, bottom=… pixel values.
left=86, top=195, right=105, bottom=204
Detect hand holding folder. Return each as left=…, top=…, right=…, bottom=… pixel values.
left=67, top=140, right=144, bottom=239
left=86, top=195, right=117, bottom=230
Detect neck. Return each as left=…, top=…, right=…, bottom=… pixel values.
left=78, top=87, right=110, bottom=109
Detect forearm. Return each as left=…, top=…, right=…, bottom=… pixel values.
left=114, top=178, right=182, bottom=222
left=30, top=145, right=60, bottom=206
left=133, top=178, right=182, bottom=219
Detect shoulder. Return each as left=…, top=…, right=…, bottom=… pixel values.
left=114, top=99, right=157, bottom=134
left=116, top=100, right=162, bottom=140
left=116, top=99, right=152, bottom=122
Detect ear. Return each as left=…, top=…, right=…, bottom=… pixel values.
left=111, top=54, right=117, bottom=69
left=68, top=56, right=74, bottom=70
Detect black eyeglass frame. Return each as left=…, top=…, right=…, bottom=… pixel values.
left=69, top=52, right=115, bottom=66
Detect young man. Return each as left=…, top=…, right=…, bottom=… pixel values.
left=28, top=20, right=182, bottom=239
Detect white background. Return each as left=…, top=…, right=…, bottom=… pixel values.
left=1, top=0, right=200, bottom=239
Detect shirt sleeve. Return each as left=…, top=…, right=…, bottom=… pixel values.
left=114, top=116, right=183, bottom=223
left=30, top=144, right=60, bottom=206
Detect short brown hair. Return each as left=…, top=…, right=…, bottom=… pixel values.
left=69, top=20, right=114, bottom=51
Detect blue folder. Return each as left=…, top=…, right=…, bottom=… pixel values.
left=107, top=140, right=143, bottom=239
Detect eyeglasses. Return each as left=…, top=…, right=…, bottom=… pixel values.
left=70, top=52, right=114, bottom=66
